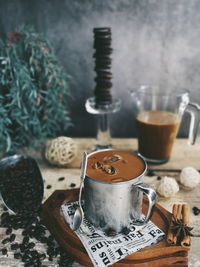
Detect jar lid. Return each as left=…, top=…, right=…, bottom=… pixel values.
left=0, top=155, right=44, bottom=214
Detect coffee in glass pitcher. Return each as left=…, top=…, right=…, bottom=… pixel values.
left=131, top=86, right=200, bottom=164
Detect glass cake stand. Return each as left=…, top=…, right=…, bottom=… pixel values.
left=85, top=97, right=121, bottom=151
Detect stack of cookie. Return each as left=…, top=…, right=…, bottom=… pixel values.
left=93, top=27, right=113, bottom=106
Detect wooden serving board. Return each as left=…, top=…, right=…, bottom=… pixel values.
left=41, top=189, right=190, bottom=267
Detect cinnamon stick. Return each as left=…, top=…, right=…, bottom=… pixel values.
left=182, top=204, right=190, bottom=225
left=167, top=204, right=180, bottom=245
left=181, top=204, right=192, bottom=247
left=177, top=204, right=183, bottom=220
left=167, top=203, right=193, bottom=247
left=166, top=231, right=176, bottom=245
left=181, top=235, right=191, bottom=247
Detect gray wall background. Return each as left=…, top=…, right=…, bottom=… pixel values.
left=0, top=0, right=200, bottom=138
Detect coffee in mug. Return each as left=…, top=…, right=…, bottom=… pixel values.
left=86, top=149, right=145, bottom=183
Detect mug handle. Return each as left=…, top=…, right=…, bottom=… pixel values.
left=186, top=102, right=200, bottom=145
left=136, top=182, right=157, bottom=224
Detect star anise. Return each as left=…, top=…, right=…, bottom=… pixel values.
left=171, top=216, right=193, bottom=239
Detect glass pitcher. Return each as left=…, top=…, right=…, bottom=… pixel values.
left=131, top=86, right=200, bottom=164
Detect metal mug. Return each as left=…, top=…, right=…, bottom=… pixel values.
left=82, top=149, right=157, bottom=233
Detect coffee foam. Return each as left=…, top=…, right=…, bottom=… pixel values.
left=86, top=150, right=145, bottom=183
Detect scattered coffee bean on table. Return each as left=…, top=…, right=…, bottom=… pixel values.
left=23, top=236, right=29, bottom=245
left=6, top=227, right=12, bottom=235
left=14, top=253, right=22, bottom=259
left=11, top=243, right=19, bottom=250
left=2, top=238, right=10, bottom=245
left=10, top=233, right=16, bottom=242
left=27, top=242, right=35, bottom=249
left=122, top=227, right=131, bottom=235
left=70, top=183, right=76, bottom=188
left=46, top=185, right=52, bottom=189
left=0, top=210, right=74, bottom=266
left=147, top=169, right=156, bottom=177
left=1, top=248, right=7, bottom=255
left=58, top=177, right=65, bottom=181
left=193, top=206, right=200, bottom=216
left=106, top=228, right=117, bottom=237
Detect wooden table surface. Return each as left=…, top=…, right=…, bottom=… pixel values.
left=1, top=138, right=200, bottom=267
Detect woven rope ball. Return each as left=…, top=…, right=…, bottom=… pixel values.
left=45, top=137, right=77, bottom=167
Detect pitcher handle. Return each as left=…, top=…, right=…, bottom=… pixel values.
left=136, top=182, right=157, bottom=224
left=186, top=102, right=200, bottom=145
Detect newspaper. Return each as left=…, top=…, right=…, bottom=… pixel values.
left=61, top=201, right=165, bottom=267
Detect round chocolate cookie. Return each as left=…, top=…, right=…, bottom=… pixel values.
left=93, top=27, right=111, bottom=34
left=93, top=27, right=113, bottom=106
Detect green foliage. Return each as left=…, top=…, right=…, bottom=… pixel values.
left=0, top=26, right=72, bottom=154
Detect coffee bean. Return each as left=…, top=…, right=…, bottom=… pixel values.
left=1, top=212, right=9, bottom=221
left=1, top=248, right=7, bottom=255
left=47, top=235, right=54, bottom=242
left=47, top=247, right=55, bottom=256
left=39, top=236, right=48, bottom=243
left=147, top=169, right=156, bottom=177
left=24, top=263, right=33, bottom=267
left=22, top=230, right=29, bottom=236
left=58, top=177, right=65, bottom=181
left=70, top=183, right=76, bottom=188
left=6, top=227, right=12, bottom=235
left=48, top=256, right=53, bottom=261
left=10, top=233, right=16, bottom=242
left=11, top=243, right=19, bottom=250
left=58, top=248, right=74, bottom=266
left=157, top=176, right=162, bottom=180
left=2, top=238, right=10, bottom=244
left=30, top=250, right=39, bottom=260
left=46, top=185, right=52, bottom=189
left=193, top=206, right=200, bottom=215
left=23, top=236, right=29, bottom=245
left=19, top=244, right=26, bottom=252
left=39, top=253, right=46, bottom=260
left=106, top=228, right=117, bottom=236
left=27, top=242, right=35, bottom=249
left=34, top=259, right=41, bottom=266
left=24, top=262, right=34, bottom=267
left=35, top=225, right=46, bottom=235
left=122, top=227, right=131, bottom=235
left=22, top=254, right=31, bottom=263
left=14, top=252, right=22, bottom=259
